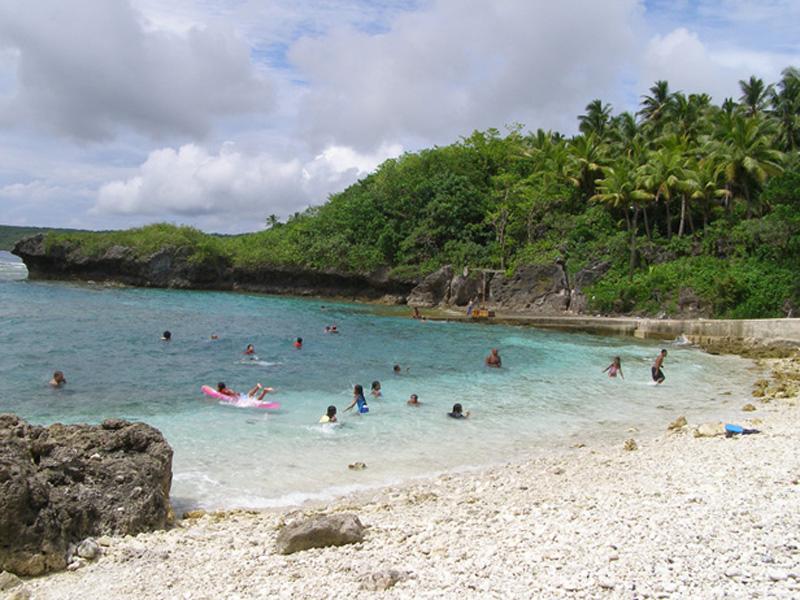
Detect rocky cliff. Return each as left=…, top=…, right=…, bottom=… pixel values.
left=13, top=234, right=415, bottom=302
left=0, top=415, right=173, bottom=575
left=407, top=262, right=607, bottom=315
left=13, top=234, right=605, bottom=313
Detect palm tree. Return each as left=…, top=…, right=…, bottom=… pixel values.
left=579, top=99, right=613, bottom=138
left=684, top=158, right=729, bottom=230
left=739, top=75, right=773, bottom=117
left=638, top=80, right=675, bottom=131
left=639, top=139, right=687, bottom=238
left=566, top=134, right=607, bottom=201
left=769, top=67, right=800, bottom=151
left=609, top=111, right=639, bottom=149
left=669, top=93, right=712, bottom=143
left=710, top=114, right=785, bottom=217
left=592, top=160, right=653, bottom=279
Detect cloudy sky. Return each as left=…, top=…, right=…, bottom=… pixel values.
left=0, top=0, right=798, bottom=233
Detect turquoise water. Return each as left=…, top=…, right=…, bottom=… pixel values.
left=0, top=251, right=756, bottom=510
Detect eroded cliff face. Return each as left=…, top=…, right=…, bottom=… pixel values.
left=12, top=235, right=415, bottom=301
left=407, top=263, right=607, bottom=315
left=13, top=234, right=606, bottom=313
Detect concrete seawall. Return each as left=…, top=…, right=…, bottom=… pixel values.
left=433, top=312, right=800, bottom=348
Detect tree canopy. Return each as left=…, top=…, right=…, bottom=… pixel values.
left=48, top=67, right=800, bottom=318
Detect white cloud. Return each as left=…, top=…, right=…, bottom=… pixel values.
left=641, top=27, right=799, bottom=102
left=93, top=141, right=402, bottom=230
left=288, top=0, right=643, bottom=150
left=2, top=0, right=800, bottom=232
left=0, top=0, right=273, bottom=141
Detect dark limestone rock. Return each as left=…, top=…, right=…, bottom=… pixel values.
left=0, top=415, right=173, bottom=575
left=13, top=234, right=417, bottom=300
left=275, top=513, right=365, bottom=555
left=678, top=287, right=704, bottom=314
left=573, top=261, right=610, bottom=290
left=407, top=266, right=453, bottom=307
left=569, top=261, right=611, bottom=314
left=489, top=264, right=570, bottom=313
left=448, top=269, right=488, bottom=306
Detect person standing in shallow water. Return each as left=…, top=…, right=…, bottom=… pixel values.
left=652, top=349, right=667, bottom=384
left=485, top=348, right=502, bottom=368
left=603, top=357, right=624, bottom=379
left=345, top=384, right=369, bottom=414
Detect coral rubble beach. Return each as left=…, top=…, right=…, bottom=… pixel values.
left=15, top=355, right=800, bottom=599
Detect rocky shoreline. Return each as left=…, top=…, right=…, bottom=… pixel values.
left=13, top=235, right=800, bottom=356
left=11, top=235, right=601, bottom=314
left=7, top=355, right=799, bottom=599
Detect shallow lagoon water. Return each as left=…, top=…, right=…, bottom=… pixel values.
left=0, top=252, right=757, bottom=510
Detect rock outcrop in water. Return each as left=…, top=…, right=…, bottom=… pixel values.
left=12, top=234, right=415, bottom=301
left=0, top=415, right=173, bottom=576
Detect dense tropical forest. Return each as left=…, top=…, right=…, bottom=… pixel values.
left=41, top=68, right=800, bottom=318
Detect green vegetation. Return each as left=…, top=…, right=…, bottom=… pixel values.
left=42, top=68, right=800, bottom=317
left=0, top=225, right=90, bottom=251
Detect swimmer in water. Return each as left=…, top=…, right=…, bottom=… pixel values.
left=218, top=381, right=271, bottom=399
left=345, top=384, right=369, bottom=414
left=294, top=337, right=303, bottom=349
left=161, top=330, right=171, bottom=341
left=248, top=383, right=272, bottom=400
left=393, top=364, right=402, bottom=375
left=216, top=381, right=238, bottom=397
left=407, top=393, right=420, bottom=406
left=603, top=356, right=624, bottom=379
left=370, top=380, right=382, bottom=398
left=447, top=403, right=470, bottom=419
left=485, top=348, right=502, bottom=368
left=319, top=405, right=338, bottom=423
left=49, top=370, right=66, bottom=387
left=651, top=349, right=667, bottom=384
left=210, top=334, right=219, bottom=340
left=244, top=344, right=255, bottom=355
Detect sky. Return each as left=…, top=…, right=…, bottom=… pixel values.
left=0, top=0, right=798, bottom=233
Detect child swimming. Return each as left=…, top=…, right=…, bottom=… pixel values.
left=603, top=356, right=624, bottom=379
left=447, top=403, right=470, bottom=419
left=371, top=381, right=382, bottom=398
left=319, top=405, right=338, bottom=423
left=407, top=393, right=420, bottom=406
left=49, top=370, right=66, bottom=387
left=345, top=384, right=369, bottom=414
left=216, top=381, right=238, bottom=397
left=244, top=344, right=255, bottom=355
left=217, top=381, right=272, bottom=400
left=485, top=348, right=502, bottom=368
left=294, top=337, right=303, bottom=349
